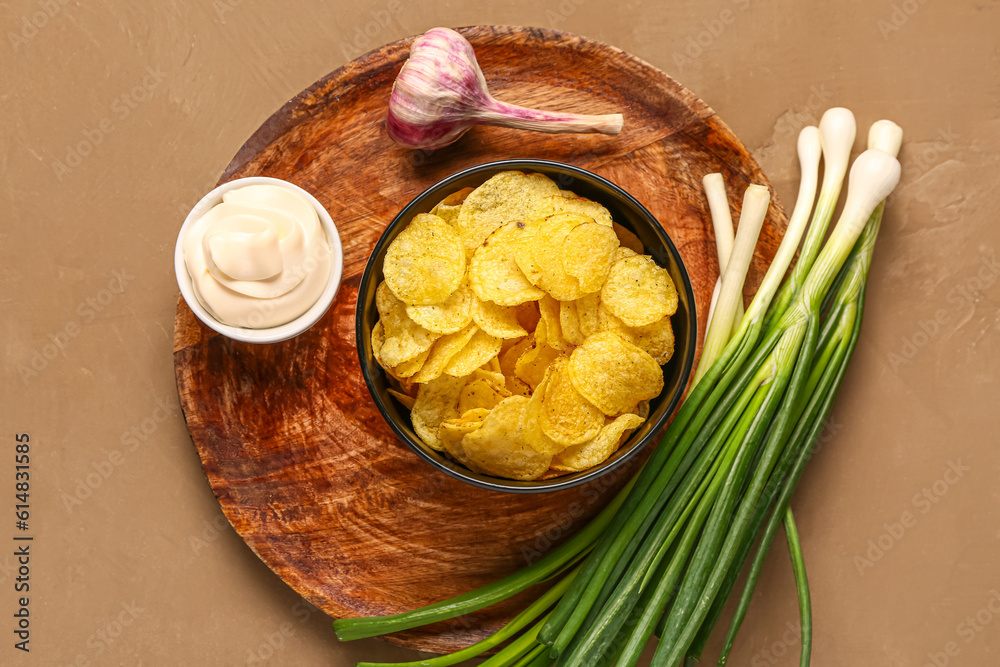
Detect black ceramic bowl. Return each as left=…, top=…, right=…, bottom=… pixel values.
left=356, top=159, right=697, bottom=493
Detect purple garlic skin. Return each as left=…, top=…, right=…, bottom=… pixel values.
left=386, top=27, right=624, bottom=151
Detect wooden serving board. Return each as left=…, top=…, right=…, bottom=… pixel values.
left=173, top=25, right=786, bottom=653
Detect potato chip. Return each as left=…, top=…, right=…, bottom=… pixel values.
left=439, top=409, right=490, bottom=460
left=600, top=305, right=676, bottom=365
left=410, top=324, right=477, bottom=384
left=601, top=255, right=679, bottom=327
left=515, top=333, right=563, bottom=391
left=411, top=374, right=467, bottom=450
left=445, top=329, right=503, bottom=377
left=575, top=293, right=601, bottom=338
left=458, top=374, right=512, bottom=413
left=384, top=213, right=466, bottom=306
left=468, top=221, right=546, bottom=306
left=614, top=246, right=638, bottom=262
left=456, top=171, right=560, bottom=257
left=522, top=372, right=566, bottom=455
left=499, top=336, right=533, bottom=377
left=482, top=356, right=502, bottom=375
left=472, top=296, right=527, bottom=339
left=529, top=194, right=614, bottom=227
left=562, top=222, right=620, bottom=294
left=405, top=283, right=473, bottom=334
left=539, top=359, right=605, bottom=447
left=568, top=331, right=664, bottom=415
left=376, top=282, right=440, bottom=367
left=522, top=213, right=588, bottom=301
left=371, top=320, right=386, bottom=366
left=429, top=187, right=474, bottom=225
left=559, top=300, right=585, bottom=346
left=613, top=222, right=645, bottom=254
left=537, top=295, right=568, bottom=351
left=551, top=413, right=645, bottom=471
left=394, top=346, right=431, bottom=378
left=388, top=388, right=415, bottom=410
left=456, top=396, right=552, bottom=480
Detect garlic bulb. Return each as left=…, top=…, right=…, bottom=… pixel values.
left=387, top=27, right=624, bottom=150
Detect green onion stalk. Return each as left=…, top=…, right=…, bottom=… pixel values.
left=333, top=113, right=902, bottom=667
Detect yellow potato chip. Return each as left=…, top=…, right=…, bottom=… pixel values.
left=406, top=283, right=473, bottom=334
left=445, top=329, right=503, bottom=377
left=528, top=194, right=614, bottom=227
left=576, top=293, right=601, bottom=338
left=515, top=333, right=562, bottom=391
left=539, top=359, right=605, bottom=447
left=522, top=372, right=566, bottom=456
left=388, top=388, right=415, bottom=410
left=371, top=320, right=386, bottom=367
left=551, top=413, right=645, bottom=471
left=439, top=409, right=490, bottom=459
left=614, top=246, right=638, bottom=262
left=562, top=222, right=620, bottom=294
left=456, top=396, right=553, bottom=480
left=537, top=294, right=568, bottom=351
left=411, top=374, right=467, bottom=450
left=429, top=187, right=474, bottom=225
left=600, top=305, right=676, bottom=365
left=613, top=222, right=645, bottom=254
left=472, top=296, right=527, bottom=339
left=458, top=375, right=512, bottom=413
left=481, top=356, right=502, bottom=375
left=559, top=299, right=586, bottom=346
left=410, top=324, right=477, bottom=384
left=456, top=171, right=560, bottom=257
left=394, top=346, right=431, bottom=378
left=601, top=255, right=679, bottom=327
left=384, top=213, right=466, bottom=306
left=499, top=336, right=534, bottom=377
left=568, top=331, right=664, bottom=415
left=468, top=221, right=546, bottom=306
left=523, top=213, right=587, bottom=301
left=376, top=282, right=440, bottom=367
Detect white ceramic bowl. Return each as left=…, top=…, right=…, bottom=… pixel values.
left=174, top=176, right=344, bottom=344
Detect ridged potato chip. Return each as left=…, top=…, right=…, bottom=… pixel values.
left=537, top=295, right=568, bottom=351
left=520, top=213, right=588, bottom=301
left=411, top=374, right=467, bottom=450
left=600, top=305, right=676, bottom=365
left=613, top=221, right=645, bottom=254
left=472, top=296, right=527, bottom=339
left=384, top=213, right=466, bottom=306
left=410, top=324, right=477, bottom=384
left=445, top=329, right=503, bottom=377
left=568, top=331, right=664, bottom=416
left=376, top=282, right=440, bottom=368
left=406, top=283, right=473, bottom=334
left=455, top=396, right=552, bottom=480
left=562, top=222, right=620, bottom=294
left=469, top=221, right=546, bottom=306
left=601, top=255, right=679, bottom=327
left=559, top=300, right=585, bottom=346
left=429, top=187, right=474, bottom=225
left=529, top=194, right=614, bottom=227
left=539, top=359, right=605, bottom=447
left=456, top=171, right=560, bottom=257
left=551, top=413, right=645, bottom=471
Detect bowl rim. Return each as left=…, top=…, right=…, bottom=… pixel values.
left=356, top=158, right=697, bottom=493
left=174, top=176, right=345, bottom=344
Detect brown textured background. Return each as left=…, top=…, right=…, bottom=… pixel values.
left=1, top=0, right=998, bottom=665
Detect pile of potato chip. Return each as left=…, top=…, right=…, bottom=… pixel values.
left=371, top=171, right=678, bottom=481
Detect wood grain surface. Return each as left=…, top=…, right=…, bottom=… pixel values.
left=173, top=25, right=786, bottom=653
